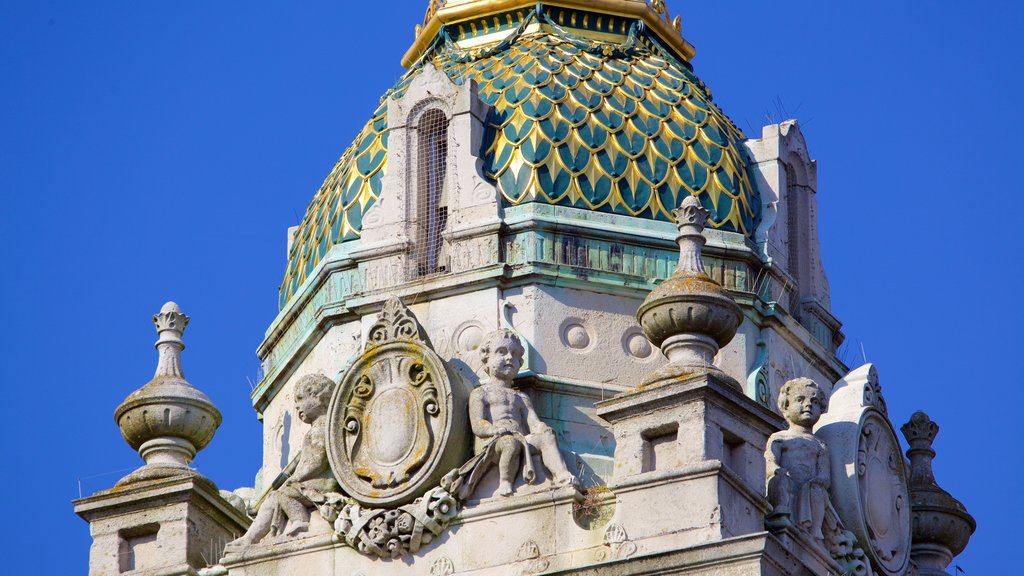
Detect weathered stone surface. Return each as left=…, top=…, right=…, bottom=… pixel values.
left=542, top=532, right=830, bottom=576
left=637, top=197, right=743, bottom=389
left=74, top=1, right=979, bottom=571
left=74, top=475, right=250, bottom=576
left=327, top=297, right=471, bottom=507
left=115, top=302, right=222, bottom=486
left=597, top=372, right=783, bottom=550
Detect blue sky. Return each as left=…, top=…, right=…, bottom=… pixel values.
left=2, top=1, right=1019, bottom=573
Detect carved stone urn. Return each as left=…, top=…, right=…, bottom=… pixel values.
left=901, top=412, right=975, bottom=576
left=114, top=302, right=222, bottom=485
left=636, top=196, right=742, bottom=388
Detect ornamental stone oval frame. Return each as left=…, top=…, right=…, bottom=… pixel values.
left=815, top=364, right=911, bottom=576
left=327, top=297, right=469, bottom=507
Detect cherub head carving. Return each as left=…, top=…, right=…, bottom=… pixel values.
left=478, top=329, right=525, bottom=384
left=293, top=373, right=334, bottom=424
left=777, top=377, right=828, bottom=429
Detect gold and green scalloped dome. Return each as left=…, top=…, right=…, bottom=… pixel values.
left=280, top=3, right=760, bottom=308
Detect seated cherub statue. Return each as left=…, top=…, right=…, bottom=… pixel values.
left=765, top=377, right=831, bottom=541
left=225, top=374, right=340, bottom=552
left=468, top=329, right=577, bottom=496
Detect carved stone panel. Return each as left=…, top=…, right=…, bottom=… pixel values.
left=327, top=297, right=469, bottom=507
left=815, top=364, right=910, bottom=576
left=857, top=413, right=909, bottom=569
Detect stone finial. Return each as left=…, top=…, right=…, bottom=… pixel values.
left=635, top=196, right=742, bottom=388
left=153, top=301, right=189, bottom=376
left=671, top=196, right=711, bottom=274
left=902, top=410, right=938, bottom=441
left=114, top=302, right=222, bottom=485
left=900, top=412, right=975, bottom=576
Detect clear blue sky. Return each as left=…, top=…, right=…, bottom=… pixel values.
left=2, top=1, right=1019, bottom=573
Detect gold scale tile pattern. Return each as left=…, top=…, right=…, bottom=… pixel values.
left=280, top=18, right=759, bottom=308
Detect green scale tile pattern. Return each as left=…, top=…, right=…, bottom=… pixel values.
left=281, top=17, right=760, bottom=308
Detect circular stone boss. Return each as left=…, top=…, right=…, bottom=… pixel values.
left=327, top=339, right=468, bottom=507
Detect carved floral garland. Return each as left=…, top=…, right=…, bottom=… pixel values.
left=327, top=486, right=459, bottom=558
left=323, top=440, right=496, bottom=559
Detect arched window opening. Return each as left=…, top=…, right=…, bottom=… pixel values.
left=413, top=109, right=449, bottom=278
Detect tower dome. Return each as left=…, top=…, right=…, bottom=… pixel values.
left=281, top=0, right=760, bottom=307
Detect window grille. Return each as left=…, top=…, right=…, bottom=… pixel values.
left=412, top=109, right=450, bottom=278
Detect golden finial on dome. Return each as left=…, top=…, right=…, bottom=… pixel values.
left=404, top=0, right=695, bottom=68
left=422, top=0, right=444, bottom=29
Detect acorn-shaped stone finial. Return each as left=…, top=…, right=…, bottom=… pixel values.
left=114, top=302, right=221, bottom=485
left=635, top=196, right=742, bottom=388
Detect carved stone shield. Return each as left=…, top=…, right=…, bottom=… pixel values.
left=327, top=297, right=469, bottom=507
left=815, top=364, right=911, bottom=576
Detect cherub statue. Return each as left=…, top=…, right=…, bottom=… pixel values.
left=468, top=329, right=577, bottom=496
left=225, top=374, right=340, bottom=552
left=765, top=377, right=831, bottom=541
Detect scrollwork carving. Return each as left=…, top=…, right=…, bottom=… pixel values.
left=857, top=419, right=908, bottom=566
left=430, top=557, right=455, bottom=576
left=510, top=540, right=549, bottom=576
left=823, top=518, right=873, bottom=576
left=602, top=523, right=638, bottom=560
left=327, top=296, right=468, bottom=508
left=367, top=297, right=430, bottom=347
left=327, top=443, right=515, bottom=560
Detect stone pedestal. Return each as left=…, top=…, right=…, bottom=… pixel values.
left=595, top=373, right=783, bottom=550
left=74, top=474, right=250, bottom=576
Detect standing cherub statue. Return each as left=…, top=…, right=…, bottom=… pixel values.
left=765, top=377, right=831, bottom=541
left=468, top=329, right=577, bottom=496
left=225, top=374, right=340, bottom=552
